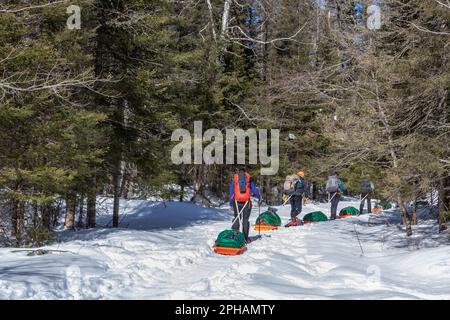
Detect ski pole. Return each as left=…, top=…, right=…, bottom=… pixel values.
left=258, top=200, right=261, bottom=239
left=282, top=194, right=293, bottom=207
left=353, top=223, right=364, bottom=257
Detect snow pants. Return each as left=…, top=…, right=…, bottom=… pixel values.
left=290, top=194, right=303, bottom=220
left=359, top=194, right=372, bottom=214
left=232, top=201, right=252, bottom=241
left=330, top=193, right=341, bottom=220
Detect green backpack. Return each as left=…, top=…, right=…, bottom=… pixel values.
left=303, top=211, right=328, bottom=222
left=255, top=210, right=282, bottom=226
left=215, top=230, right=246, bottom=248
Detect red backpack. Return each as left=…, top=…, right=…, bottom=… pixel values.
left=234, top=172, right=250, bottom=202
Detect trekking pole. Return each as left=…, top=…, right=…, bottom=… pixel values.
left=353, top=224, right=364, bottom=257
left=258, top=200, right=261, bottom=239
left=282, top=194, right=293, bottom=207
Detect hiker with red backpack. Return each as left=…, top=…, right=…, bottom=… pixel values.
left=229, top=167, right=261, bottom=243
left=326, top=170, right=345, bottom=220
left=283, top=171, right=307, bottom=227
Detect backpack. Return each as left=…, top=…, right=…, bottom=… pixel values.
left=361, top=179, right=374, bottom=193
left=326, top=175, right=339, bottom=193
left=283, top=174, right=298, bottom=195
left=238, top=170, right=247, bottom=194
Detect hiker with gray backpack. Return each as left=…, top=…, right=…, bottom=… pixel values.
left=283, top=171, right=307, bottom=227
left=326, top=170, right=345, bottom=220
left=360, top=179, right=374, bottom=214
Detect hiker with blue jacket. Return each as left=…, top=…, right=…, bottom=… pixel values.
left=229, top=167, right=261, bottom=243
left=326, top=170, right=345, bottom=220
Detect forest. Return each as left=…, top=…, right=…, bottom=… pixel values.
left=0, top=0, right=449, bottom=246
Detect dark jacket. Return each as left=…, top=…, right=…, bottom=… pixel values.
left=293, top=177, right=305, bottom=196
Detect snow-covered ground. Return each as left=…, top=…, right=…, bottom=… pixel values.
left=0, top=198, right=449, bottom=299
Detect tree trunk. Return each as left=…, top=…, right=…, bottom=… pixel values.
left=205, top=0, right=217, bottom=42
left=112, top=159, right=123, bottom=228
left=220, top=0, right=232, bottom=40
left=77, top=194, right=84, bottom=228
left=11, top=198, right=21, bottom=240
left=411, top=192, right=418, bottom=225
left=310, top=2, right=320, bottom=67
left=372, top=71, right=413, bottom=236
left=64, top=195, right=76, bottom=230
left=438, top=176, right=450, bottom=232
left=120, top=167, right=129, bottom=200
left=87, top=186, right=96, bottom=228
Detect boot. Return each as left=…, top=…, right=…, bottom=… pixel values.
left=285, top=217, right=300, bottom=227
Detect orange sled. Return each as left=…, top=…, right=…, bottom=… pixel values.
left=213, top=245, right=247, bottom=255
left=372, top=207, right=382, bottom=213
left=253, top=223, right=278, bottom=231
left=339, top=214, right=352, bottom=218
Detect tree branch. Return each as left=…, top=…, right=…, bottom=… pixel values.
left=0, top=1, right=68, bottom=13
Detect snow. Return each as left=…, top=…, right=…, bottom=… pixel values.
left=0, top=197, right=449, bottom=299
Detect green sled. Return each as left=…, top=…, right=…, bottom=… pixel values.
left=303, top=211, right=328, bottom=222
left=214, top=229, right=246, bottom=248
left=255, top=210, right=282, bottom=226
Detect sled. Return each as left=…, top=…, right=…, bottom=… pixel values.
left=253, top=221, right=278, bottom=231
left=213, top=245, right=247, bottom=255
left=339, top=206, right=360, bottom=218
left=254, top=224, right=278, bottom=231
left=303, top=211, right=328, bottom=224
left=254, top=209, right=281, bottom=231
left=372, top=207, right=382, bottom=213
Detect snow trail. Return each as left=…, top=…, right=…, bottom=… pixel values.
left=0, top=198, right=449, bottom=299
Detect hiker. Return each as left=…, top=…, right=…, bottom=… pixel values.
left=284, top=171, right=306, bottom=227
left=326, top=170, right=345, bottom=220
left=360, top=179, right=374, bottom=214
left=229, top=167, right=261, bottom=243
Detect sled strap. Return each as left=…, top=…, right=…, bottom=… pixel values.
left=329, top=192, right=337, bottom=203
left=361, top=194, right=368, bottom=202
left=231, top=200, right=248, bottom=232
